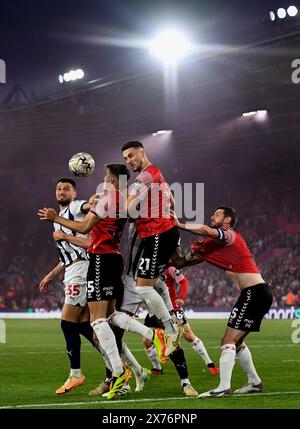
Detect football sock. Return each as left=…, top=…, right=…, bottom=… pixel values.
left=169, top=347, right=189, bottom=381
left=236, top=343, right=261, bottom=385
left=106, top=367, right=113, bottom=380
left=180, top=378, right=191, bottom=387
left=111, top=324, right=125, bottom=355
left=153, top=278, right=174, bottom=312
left=91, top=319, right=123, bottom=377
left=135, top=286, right=177, bottom=335
left=217, top=344, right=236, bottom=390
left=121, top=342, right=143, bottom=377
left=110, top=311, right=154, bottom=341
left=95, top=339, right=113, bottom=373
left=78, top=321, right=96, bottom=346
left=61, top=320, right=81, bottom=369
left=192, top=337, right=213, bottom=365
left=70, top=368, right=82, bottom=378
left=145, top=345, right=162, bottom=370
left=78, top=320, right=114, bottom=377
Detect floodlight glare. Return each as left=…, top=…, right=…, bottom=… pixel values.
left=152, top=130, right=173, bottom=136
left=269, top=11, right=276, bottom=21
left=76, top=69, right=84, bottom=79
left=242, top=111, right=257, bottom=117
left=242, top=110, right=268, bottom=119
left=63, top=72, right=71, bottom=82
left=287, top=5, right=298, bottom=16
left=149, top=30, right=191, bottom=64
left=277, top=8, right=287, bottom=19
left=59, top=68, right=85, bottom=84
left=69, top=70, right=78, bottom=81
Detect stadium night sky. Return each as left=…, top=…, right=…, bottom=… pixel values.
left=0, top=0, right=289, bottom=97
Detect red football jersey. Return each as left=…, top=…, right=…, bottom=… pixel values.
left=165, top=266, right=189, bottom=311
left=198, top=229, right=259, bottom=273
left=88, top=188, right=126, bottom=254
left=129, top=164, right=175, bottom=238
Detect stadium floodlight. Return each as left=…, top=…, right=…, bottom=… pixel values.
left=149, top=30, right=191, bottom=64
left=277, top=8, right=287, bottom=19
left=256, top=110, right=268, bottom=121
left=76, top=69, right=84, bottom=79
left=269, top=11, right=276, bottom=21
left=63, top=72, right=71, bottom=82
left=256, top=110, right=268, bottom=114
left=242, top=111, right=257, bottom=117
left=58, top=69, right=85, bottom=84
left=69, top=70, right=78, bottom=81
left=152, top=130, right=173, bottom=136
left=287, top=5, right=298, bottom=17
left=242, top=110, right=268, bottom=119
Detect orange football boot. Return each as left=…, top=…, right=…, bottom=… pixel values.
left=55, top=374, right=86, bottom=395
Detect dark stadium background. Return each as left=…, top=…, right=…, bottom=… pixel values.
left=0, top=0, right=299, bottom=313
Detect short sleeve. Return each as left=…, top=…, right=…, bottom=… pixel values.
left=216, top=228, right=236, bottom=245
left=69, top=200, right=87, bottom=217
left=90, top=190, right=117, bottom=219
left=129, top=170, right=153, bottom=199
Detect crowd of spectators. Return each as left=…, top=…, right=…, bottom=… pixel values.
left=1, top=218, right=299, bottom=312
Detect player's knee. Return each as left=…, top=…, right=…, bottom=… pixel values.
left=91, top=318, right=108, bottom=329
left=183, top=331, right=194, bottom=342
left=183, top=325, right=194, bottom=342
left=221, top=334, right=239, bottom=346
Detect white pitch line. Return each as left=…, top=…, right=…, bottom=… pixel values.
left=1, top=391, right=300, bottom=409
left=282, top=359, right=300, bottom=363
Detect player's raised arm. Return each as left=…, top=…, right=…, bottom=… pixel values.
left=38, top=208, right=99, bottom=234
left=53, top=230, right=92, bottom=249
left=175, top=273, right=189, bottom=307
left=39, top=261, right=64, bottom=294
left=81, top=193, right=97, bottom=214
left=175, top=215, right=219, bottom=238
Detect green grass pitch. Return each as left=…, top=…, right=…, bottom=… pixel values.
left=0, top=319, right=299, bottom=409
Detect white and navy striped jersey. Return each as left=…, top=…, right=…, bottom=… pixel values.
left=54, top=200, right=88, bottom=266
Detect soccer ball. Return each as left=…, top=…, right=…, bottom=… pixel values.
left=68, top=152, right=96, bottom=177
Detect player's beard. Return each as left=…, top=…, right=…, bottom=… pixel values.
left=57, top=197, right=72, bottom=207
left=210, top=221, right=224, bottom=229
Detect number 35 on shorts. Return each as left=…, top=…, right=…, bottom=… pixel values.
left=65, top=284, right=81, bottom=297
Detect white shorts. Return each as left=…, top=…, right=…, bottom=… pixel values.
left=63, top=260, right=89, bottom=307
left=120, top=274, right=143, bottom=315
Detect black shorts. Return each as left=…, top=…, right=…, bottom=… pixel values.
left=86, top=253, right=124, bottom=302
left=144, top=313, right=164, bottom=329
left=227, top=283, right=273, bottom=332
left=174, top=309, right=188, bottom=326
left=133, top=226, right=180, bottom=279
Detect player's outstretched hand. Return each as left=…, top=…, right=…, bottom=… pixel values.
left=88, top=193, right=97, bottom=206
left=39, top=276, right=51, bottom=294
left=53, top=230, right=66, bottom=241
left=175, top=298, right=184, bottom=306
left=38, top=208, right=58, bottom=222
